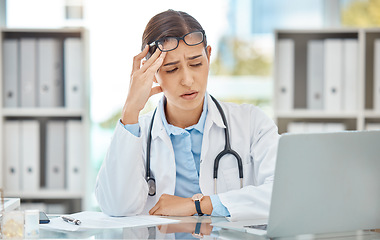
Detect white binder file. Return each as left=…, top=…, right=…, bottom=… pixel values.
left=366, top=123, right=380, bottom=130
left=324, top=123, right=346, bottom=132
left=306, top=123, right=325, bottom=133
left=46, top=121, right=66, bottom=189
left=20, top=38, right=37, bottom=108
left=324, top=39, right=343, bottom=111
left=343, top=39, right=358, bottom=112
left=287, top=122, right=306, bottom=133
left=66, top=120, right=84, bottom=192
left=3, top=39, right=19, bottom=108
left=64, top=38, right=83, bottom=109
left=374, top=39, right=380, bottom=112
left=20, top=120, right=40, bottom=191
left=276, top=39, right=294, bottom=111
left=4, top=121, right=21, bottom=191
left=38, top=38, right=64, bottom=107
left=307, top=40, right=324, bottom=110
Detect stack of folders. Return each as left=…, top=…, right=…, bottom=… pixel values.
left=3, top=120, right=84, bottom=192
left=2, top=37, right=83, bottom=109
left=287, top=122, right=346, bottom=134
left=276, top=38, right=361, bottom=112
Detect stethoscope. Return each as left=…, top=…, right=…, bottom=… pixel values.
left=146, top=95, right=243, bottom=196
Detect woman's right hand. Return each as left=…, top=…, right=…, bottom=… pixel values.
left=121, top=45, right=166, bottom=125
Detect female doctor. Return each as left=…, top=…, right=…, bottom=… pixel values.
left=95, top=9, right=279, bottom=221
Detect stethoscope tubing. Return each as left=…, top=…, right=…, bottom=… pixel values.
left=146, top=95, right=244, bottom=196
left=210, top=95, right=243, bottom=194
left=146, top=108, right=157, bottom=196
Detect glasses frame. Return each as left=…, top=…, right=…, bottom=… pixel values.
left=149, top=30, right=206, bottom=53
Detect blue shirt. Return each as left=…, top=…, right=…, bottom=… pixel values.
left=122, top=95, right=230, bottom=216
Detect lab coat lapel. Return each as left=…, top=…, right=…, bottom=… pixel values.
left=149, top=106, right=176, bottom=195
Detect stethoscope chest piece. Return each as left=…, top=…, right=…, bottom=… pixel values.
left=147, top=177, right=156, bottom=196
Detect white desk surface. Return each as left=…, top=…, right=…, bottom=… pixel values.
left=38, top=215, right=380, bottom=240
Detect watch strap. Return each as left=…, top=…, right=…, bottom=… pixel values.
left=194, top=200, right=204, bottom=216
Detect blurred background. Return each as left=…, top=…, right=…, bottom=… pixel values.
left=1, top=0, right=380, bottom=212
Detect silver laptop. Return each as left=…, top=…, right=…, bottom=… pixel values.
left=214, top=131, right=380, bottom=238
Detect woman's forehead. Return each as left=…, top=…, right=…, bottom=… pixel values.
left=164, top=42, right=206, bottom=61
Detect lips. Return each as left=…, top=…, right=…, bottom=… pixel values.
left=180, top=90, right=198, bottom=100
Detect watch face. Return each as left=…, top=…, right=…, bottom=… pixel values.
left=192, top=193, right=204, bottom=201
left=192, top=232, right=203, bottom=239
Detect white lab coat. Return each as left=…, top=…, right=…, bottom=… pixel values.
left=95, top=93, right=279, bottom=221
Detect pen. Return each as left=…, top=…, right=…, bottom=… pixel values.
left=61, top=216, right=81, bottom=225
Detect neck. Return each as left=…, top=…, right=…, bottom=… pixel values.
left=164, top=98, right=204, bottom=129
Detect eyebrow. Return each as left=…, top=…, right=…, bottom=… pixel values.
left=163, top=54, right=203, bottom=67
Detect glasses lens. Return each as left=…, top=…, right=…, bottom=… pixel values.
left=159, top=38, right=178, bottom=52
left=184, top=31, right=204, bottom=46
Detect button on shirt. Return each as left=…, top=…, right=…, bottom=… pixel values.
left=122, top=95, right=230, bottom=216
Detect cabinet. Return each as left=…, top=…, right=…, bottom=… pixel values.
left=0, top=28, right=89, bottom=213
left=273, top=28, right=380, bottom=134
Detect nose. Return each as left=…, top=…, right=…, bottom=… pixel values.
left=180, top=66, right=194, bottom=87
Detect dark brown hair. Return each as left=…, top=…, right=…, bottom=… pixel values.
left=142, top=9, right=207, bottom=59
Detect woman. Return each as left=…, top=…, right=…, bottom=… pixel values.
left=95, top=9, right=279, bottom=221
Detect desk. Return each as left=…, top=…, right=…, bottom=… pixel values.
left=38, top=216, right=380, bottom=240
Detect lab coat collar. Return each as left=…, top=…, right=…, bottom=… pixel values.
left=158, top=95, right=208, bottom=136
left=150, top=92, right=225, bottom=140
left=151, top=103, right=167, bottom=141
left=206, top=93, right=226, bottom=129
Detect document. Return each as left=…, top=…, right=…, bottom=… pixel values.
left=211, top=218, right=268, bottom=235
left=40, top=211, right=179, bottom=232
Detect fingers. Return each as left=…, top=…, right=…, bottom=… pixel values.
left=140, top=50, right=166, bottom=73
left=149, top=194, right=168, bottom=216
left=132, top=45, right=149, bottom=73
left=149, top=204, right=159, bottom=215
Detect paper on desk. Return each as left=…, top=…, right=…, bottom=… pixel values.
left=39, top=211, right=179, bottom=232
left=211, top=218, right=268, bottom=235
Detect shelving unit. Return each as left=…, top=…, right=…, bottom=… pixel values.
left=273, top=28, right=380, bottom=134
left=0, top=28, right=89, bottom=213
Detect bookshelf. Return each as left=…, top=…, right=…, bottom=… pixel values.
left=273, top=28, right=380, bottom=134
left=0, top=28, right=89, bottom=213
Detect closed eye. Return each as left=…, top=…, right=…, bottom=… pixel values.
left=166, top=67, right=178, bottom=73
left=190, top=63, right=202, bottom=67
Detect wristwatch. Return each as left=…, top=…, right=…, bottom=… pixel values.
left=192, top=193, right=204, bottom=216
left=192, top=222, right=203, bottom=238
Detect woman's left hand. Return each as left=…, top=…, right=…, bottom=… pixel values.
left=149, top=194, right=196, bottom=216
left=149, top=194, right=213, bottom=216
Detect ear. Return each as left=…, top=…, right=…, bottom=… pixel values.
left=141, top=59, right=147, bottom=66
left=206, top=45, right=212, bottom=62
